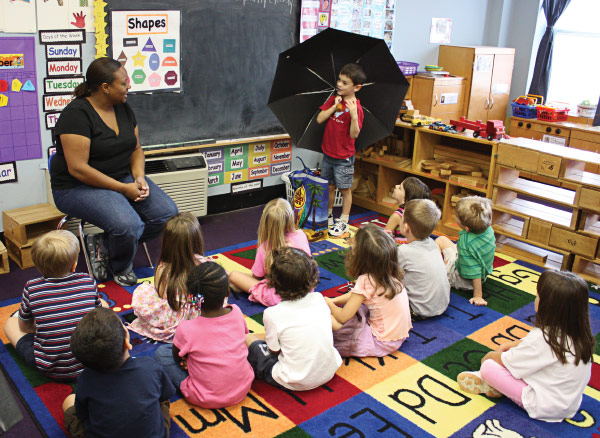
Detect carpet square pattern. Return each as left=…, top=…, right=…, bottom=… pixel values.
left=1, top=211, right=600, bottom=438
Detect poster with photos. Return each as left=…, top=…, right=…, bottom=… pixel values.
left=300, top=0, right=395, bottom=49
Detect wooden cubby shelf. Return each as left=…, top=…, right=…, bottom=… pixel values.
left=353, top=122, right=498, bottom=237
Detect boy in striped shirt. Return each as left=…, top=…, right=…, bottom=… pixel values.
left=435, top=196, right=496, bottom=306
left=3, top=230, right=106, bottom=380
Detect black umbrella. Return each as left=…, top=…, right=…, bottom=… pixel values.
left=268, top=28, right=409, bottom=152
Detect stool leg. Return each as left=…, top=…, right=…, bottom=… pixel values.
left=142, top=242, right=154, bottom=269
left=78, top=222, right=93, bottom=278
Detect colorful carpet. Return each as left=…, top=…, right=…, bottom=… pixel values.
left=1, top=210, right=600, bottom=438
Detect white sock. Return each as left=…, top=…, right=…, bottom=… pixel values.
left=328, top=209, right=333, bottom=217
left=340, top=214, right=349, bottom=223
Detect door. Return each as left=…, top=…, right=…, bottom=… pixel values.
left=430, top=82, right=465, bottom=122
left=488, top=54, right=515, bottom=121
left=467, top=54, right=494, bottom=121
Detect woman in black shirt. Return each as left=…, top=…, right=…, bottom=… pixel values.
left=51, top=58, right=178, bottom=286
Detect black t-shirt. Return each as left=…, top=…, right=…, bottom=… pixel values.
left=75, top=356, right=175, bottom=438
left=50, top=97, right=138, bottom=190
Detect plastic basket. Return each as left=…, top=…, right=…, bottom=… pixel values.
left=397, top=61, right=419, bottom=76
left=281, top=171, right=343, bottom=207
left=511, top=94, right=542, bottom=119
left=537, top=102, right=570, bottom=122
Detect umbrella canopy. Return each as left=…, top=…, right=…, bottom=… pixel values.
left=268, top=28, right=409, bottom=152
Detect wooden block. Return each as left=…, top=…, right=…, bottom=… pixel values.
left=449, top=174, right=487, bottom=188
left=2, top=203, right=64, bottom=246
left=498, top=239, right=548, bottom=264
left=366, top=178, right=376, bottom=198
left=440, top=169, right=452, bottom=177
left=370, top=151, right=379, bottom=159
left=537, top=154, right=562, bottom=178
left=527, top=218, right=552, bottom=245
left=579, top=187, right=600, bottom=213
left=0, top=240, right=9, bottom=274
left=5, top=236, right=34, bottom=269
left=549, top=227, right=599, bottom=258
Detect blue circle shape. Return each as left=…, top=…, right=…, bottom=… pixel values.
left=149, top=53, right=160, bottom=71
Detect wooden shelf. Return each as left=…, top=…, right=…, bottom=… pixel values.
left=493, top=197, right=573, bottom=229
left=495, top=234, right=567, bottom=271
left=493, top=216, right=526, bottom=237
left=495, top=171, right=576, bottom=207
left=563, top=168, right=600, bottom=188
left=572, top=256, right=600, bottom=284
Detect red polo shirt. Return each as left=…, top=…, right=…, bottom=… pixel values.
left=320, top=95, right=364, bottom=159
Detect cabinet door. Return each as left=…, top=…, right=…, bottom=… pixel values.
left=430, top=83, right=464, bottom=121
left=467, top=54, right=494, bottom=121
left=488, top=54, right=514, bottom=121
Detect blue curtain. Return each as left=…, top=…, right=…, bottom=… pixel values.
left=527, top=0, right=571, bottom=101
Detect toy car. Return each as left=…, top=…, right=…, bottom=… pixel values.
left=428, top=121, right=458, bottom=133
left=411, top=116, right=440, bottom=127
left=449, top=117, right=508, bottom=141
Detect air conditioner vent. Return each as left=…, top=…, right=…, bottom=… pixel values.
left=146, top=160, right=170, bottom=174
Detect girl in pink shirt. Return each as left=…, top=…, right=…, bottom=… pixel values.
left=154, top=262, right=254, bottom=409
left=326, top=224, right=412, bottom=357
left=229, top=198, right=311, bottom=306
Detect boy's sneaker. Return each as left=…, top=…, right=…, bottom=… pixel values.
left=329, top=219, right=349, bottom=237
left=457, top=371, right=502, bottom=398
left=328, top=214, right=334, bottom=228
left=86, top=233, right=109, bottom=283
left=113, top=269, right=138, bottom=287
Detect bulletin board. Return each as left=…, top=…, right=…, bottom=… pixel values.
left=0, top=37, right=42, bottom=162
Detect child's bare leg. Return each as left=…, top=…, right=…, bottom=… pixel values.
left=100, top=298, right=109, bottom=308
left=328, top=185, right=336, bottom=213
left=62, top=394, right=76, bottom=413
left=385, top=214, right=402, bottom=234
left=435, top=236, right=454, bottom=253
left=245, top=333, right=263, bottom=347
left=3, top=315, right=32, bottom=348
left=340, top=188, right=352, bottom=217
left=229, top=271, right=260, bottom=293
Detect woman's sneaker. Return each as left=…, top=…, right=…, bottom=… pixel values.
left=329, top=219, right=349, bottom=237
left=113, top=269, right=138, bottom=287
left=86, top=233, right=109, bottom=283
left=457, top=371, right=502, bottom=398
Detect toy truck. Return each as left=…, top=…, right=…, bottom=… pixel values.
left=449, top=117, right=507, bottom=141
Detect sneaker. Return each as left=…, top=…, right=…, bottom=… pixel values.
left=457, top=371, right=502, bottom=398
left=328, top=214, right=334, bottom=228
left=113, top=269, right=138, bottom=287
left=86, top=233, right=109, bottom=283
left=329, top=219, right=349, bottom=237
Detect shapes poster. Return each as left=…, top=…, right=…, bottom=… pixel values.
left=0, top=37, right=42, bottom=162
left=110, top=10, right=181, bottom=93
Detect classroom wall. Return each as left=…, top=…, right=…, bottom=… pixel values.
left=0, top=0, right=544, bottom=231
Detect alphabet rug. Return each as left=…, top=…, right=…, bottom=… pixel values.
left=1, top=211, right=599, bottom=438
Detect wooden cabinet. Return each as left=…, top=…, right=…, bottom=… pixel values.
left=410, top=76, right=465, bottom=122
left=352, top=123, right=497, bottom=237
left=492, top=137, right=600, bottom=279
left=438, top=45, right=515, bottom=122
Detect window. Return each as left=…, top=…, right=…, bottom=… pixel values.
left=545, top=0, right=600, bottom=110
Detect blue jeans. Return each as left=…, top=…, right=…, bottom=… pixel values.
left=52, top=175, right=178, bottom=274
left=154, top=344, right=187, bottom=389
left=321, top=154, right=355, bottom=189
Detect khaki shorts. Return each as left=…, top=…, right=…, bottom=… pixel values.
left=442, top=245, right=474, bottom=291
left=64, top=401, right=171, bottom=438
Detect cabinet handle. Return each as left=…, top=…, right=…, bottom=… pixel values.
left=485, top=98, right=489, bottom=109
left=489, top=97, right=494, bottom=109
left=546, top=127, right=552, bottom=133
left=518, top=121, right=523, bottom=127
left=433, top=94, right=438, bottom=106
left=556, top=128, right=562, bottom=134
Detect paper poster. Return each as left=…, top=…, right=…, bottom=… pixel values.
left=0, top=37, right=42, bottom=162
left=2, top=0, right=36, bottom=33
left=301, top=0, right=396, bottom=49
left=110, top=10, right=181, bottom=93
left=36, top=0, right=95, bottom=31
left=429, top=17, right=452, bottom=44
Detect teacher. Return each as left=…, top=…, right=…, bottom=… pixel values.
left=50, top=58, right=178, bottom=286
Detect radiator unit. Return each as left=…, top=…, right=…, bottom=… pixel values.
left=145, top=153, right=208, bottom=217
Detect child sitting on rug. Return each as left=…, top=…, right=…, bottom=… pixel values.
left=3, top=230, right=106, bottom=381
left=154, top=262, right=254, bottom=408
left=129, top=212, right=208, bottom=342
left=325, top=224, right=412, bottom=357
left=229, top=198, right=311, bottom=307
left=245, top=247, right=341, bottom=390
left=435, top=196, right=495, bottom=306
left=457, top=270, right=595, bottom=422
left=398, top=199, right=450, bottom=320
left=384, top=176, right=431, bottom=237
left=63, top=307, right=175, bottom=438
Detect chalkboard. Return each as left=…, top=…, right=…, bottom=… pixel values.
left=108, top=0, right=299, bottom=146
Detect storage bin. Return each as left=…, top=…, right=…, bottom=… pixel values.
left=537, top=103, right=569, bottom=122
left=397, top=61, right=419, bottom=76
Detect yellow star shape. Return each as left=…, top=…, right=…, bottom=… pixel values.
left=95, top=36, right=108, bottom=58
left=132, top=51, right=146, bottom=67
